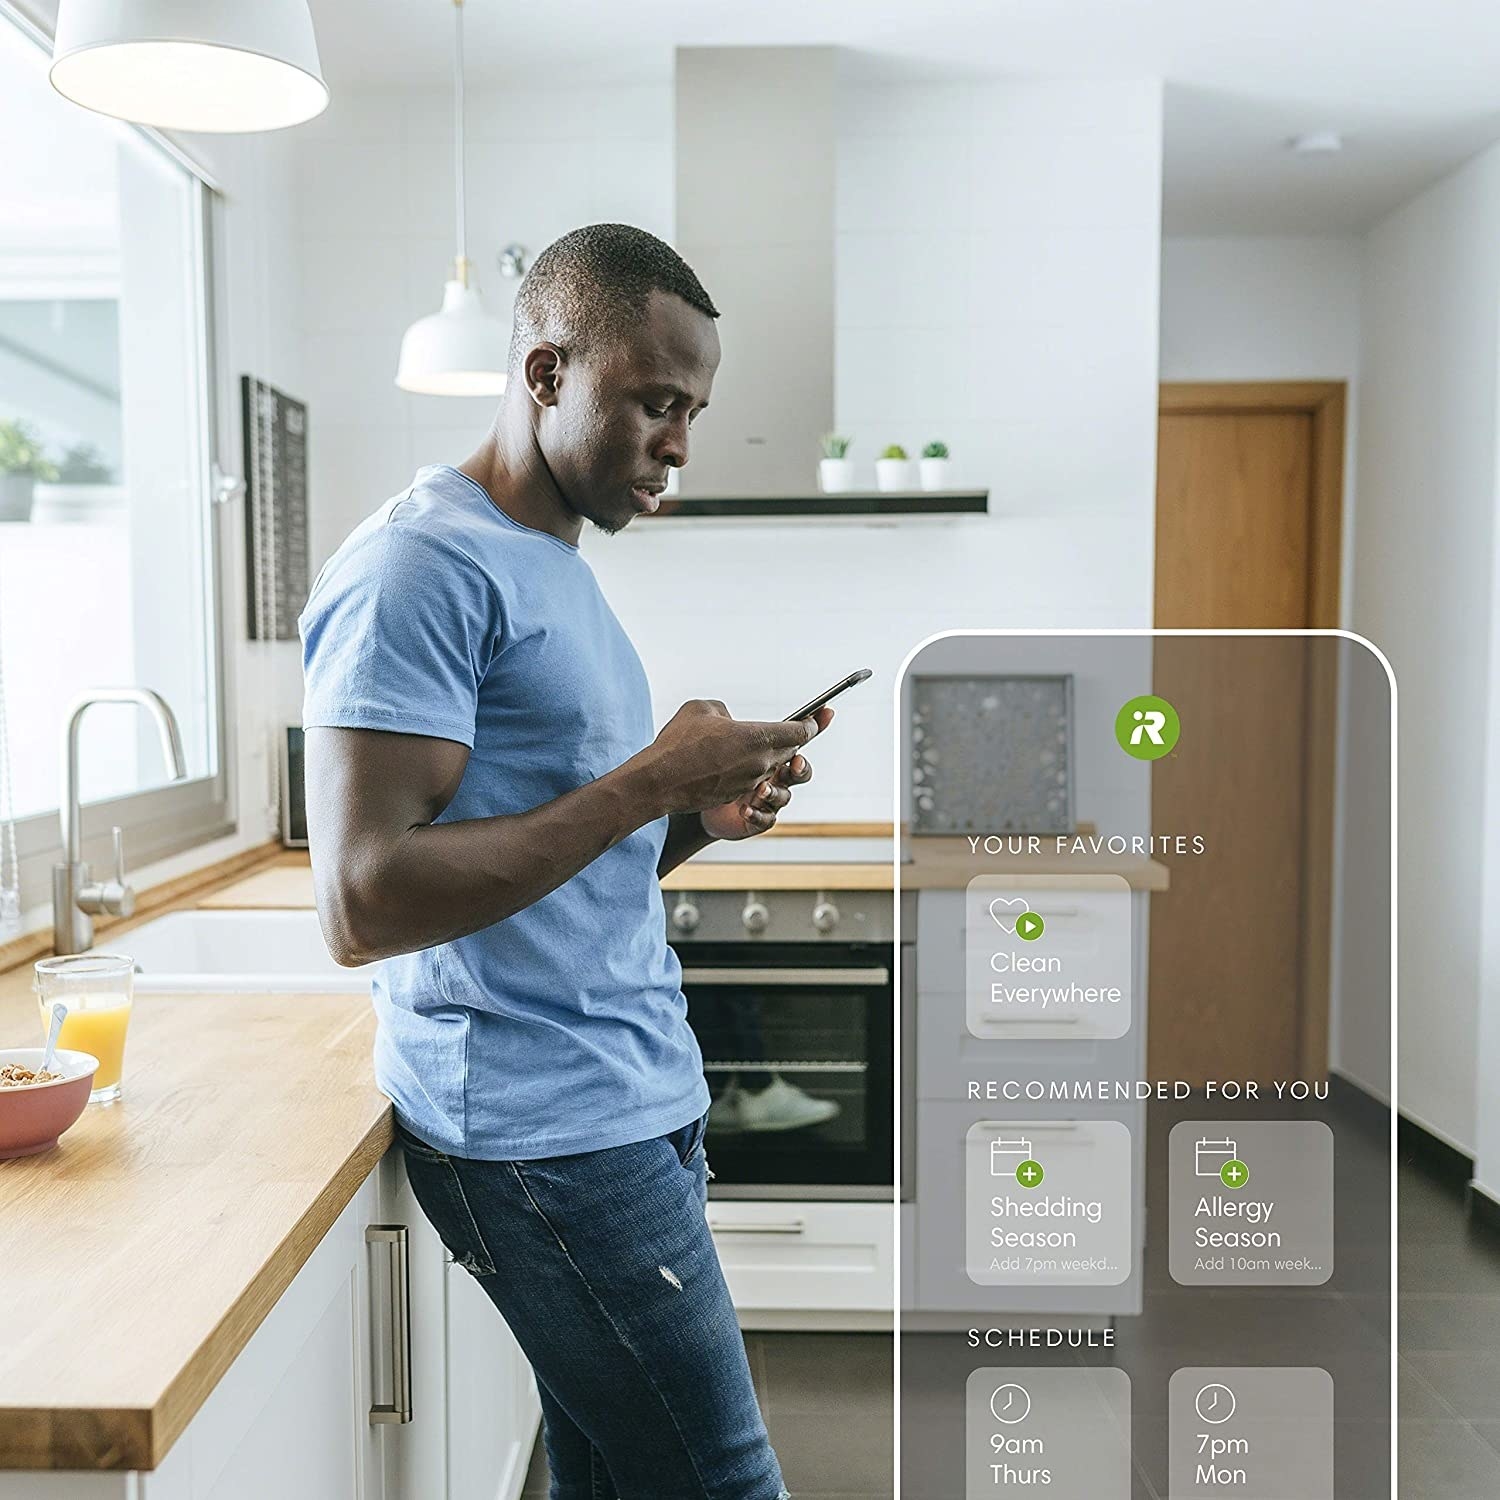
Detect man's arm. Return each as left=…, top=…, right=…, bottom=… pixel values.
left=306, top=700, right=820, bottom=965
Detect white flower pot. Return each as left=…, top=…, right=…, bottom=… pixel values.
left=875, top=458, right=917, bottom=493
left=0, top=473, right=35, bottom=523
left=819, top=457, right=855, bottom=494
left=919, top=458, right=952, bottom=491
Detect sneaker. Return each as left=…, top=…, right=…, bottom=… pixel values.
left=735, top=1074, right=840, bottom=1133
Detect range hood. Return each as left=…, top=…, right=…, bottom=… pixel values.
left=664, top=47, right=988, bottom=521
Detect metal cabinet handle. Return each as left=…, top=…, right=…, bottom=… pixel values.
left=366, top=1225, right=412, bottom=1424
left=707, top=1218, right=807, bottom=1236
left=681, top=967, right=888, bottom=987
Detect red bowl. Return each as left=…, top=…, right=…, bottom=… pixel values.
left=0, top=1049, right=99, bottom=1159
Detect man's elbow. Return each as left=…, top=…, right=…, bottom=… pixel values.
left=315, top=869, right=393, bottom=968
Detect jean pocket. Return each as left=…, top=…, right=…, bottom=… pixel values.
left=403, top=1151, right=497, bottom=1277
left=395, top=1122, right=449, bottom=1163
left=680, top=1111, right=710, bottom=1166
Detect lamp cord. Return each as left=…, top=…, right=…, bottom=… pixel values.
left=453, top=0, right=467, bottom=278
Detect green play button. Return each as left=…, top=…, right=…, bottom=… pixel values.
left=1017, top=912, right=1045, bottom=942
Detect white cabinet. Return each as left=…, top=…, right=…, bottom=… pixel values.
left=387, top=1150, right=540, bottom=1500
left=708, top=1201, right=894, bottom=1329
left=1, top=1148, right=538, bottom=1500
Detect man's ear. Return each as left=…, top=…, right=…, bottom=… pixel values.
left=523, top=342, right=565, bottom=408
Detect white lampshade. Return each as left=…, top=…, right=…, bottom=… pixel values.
left=50, top=0, right=329, bottom=133
left=396, top=280, right=509, bottom=397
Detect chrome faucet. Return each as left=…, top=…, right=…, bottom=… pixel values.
left=52, top=688, right=188, bottom=955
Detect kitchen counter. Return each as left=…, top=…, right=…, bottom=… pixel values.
left=202, top=839, right=1168, bottom=903
left=0, top=854, right=390, bottom=1471
left=0, top=829, right=1164, bottom=1471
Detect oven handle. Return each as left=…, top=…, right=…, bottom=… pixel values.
left=681, top=967, right=890, bottom=987
left=707, top=1217, right=807, bottom=1236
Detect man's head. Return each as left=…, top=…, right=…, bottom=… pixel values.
left=508, top=223, right=721, bottom=534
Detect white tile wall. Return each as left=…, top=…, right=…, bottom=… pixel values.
left=289, top=75, right=1164, bottom=824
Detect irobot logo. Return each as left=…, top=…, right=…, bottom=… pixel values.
left=1115, top=695, right=1180, bottom=760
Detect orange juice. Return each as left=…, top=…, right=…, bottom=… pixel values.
left=38, top=994, right=131, bottom=1093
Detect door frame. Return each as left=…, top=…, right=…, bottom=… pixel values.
left=1156, top=380, right=1347, bottom=1078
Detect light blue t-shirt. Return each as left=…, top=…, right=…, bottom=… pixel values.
left=299, top=465, right=709, bottom=1160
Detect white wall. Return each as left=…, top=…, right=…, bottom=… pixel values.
left=600, top=76, right=1164, bottom=821
left=1352, top=141, right=1500, bottom=1154
left=290, top=74, right=1164, bottom=824
left=1159, top=237, right=1361, bottom=384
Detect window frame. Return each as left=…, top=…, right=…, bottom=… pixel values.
left=2, top=1, right=234, bottom=913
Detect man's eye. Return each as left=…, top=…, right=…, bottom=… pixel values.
left=644, top=404, right=668, bottom=419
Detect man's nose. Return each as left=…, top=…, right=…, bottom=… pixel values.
left=655, top=417, right=690, bottom=469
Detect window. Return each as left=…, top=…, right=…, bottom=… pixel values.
left=0, top=5, right=227, bottom=909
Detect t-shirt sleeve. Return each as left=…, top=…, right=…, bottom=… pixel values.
left=299, top=522, right=499, bottom=747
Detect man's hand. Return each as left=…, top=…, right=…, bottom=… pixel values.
left=640, top=700, right=829, bottom=817
left=700, top=715, right=829, bottom=840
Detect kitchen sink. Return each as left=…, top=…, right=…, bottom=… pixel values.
left=119, top=909, right=373, bottom=994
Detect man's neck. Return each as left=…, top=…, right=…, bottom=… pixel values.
left=458, top=399, right=583, bottom=546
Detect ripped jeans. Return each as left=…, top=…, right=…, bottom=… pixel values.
left=397, top=1113, right=789, bottom=1500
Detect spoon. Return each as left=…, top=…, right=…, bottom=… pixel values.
left=41, top=1003, right=67, bottom=1075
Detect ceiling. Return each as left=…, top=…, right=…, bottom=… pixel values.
left=300, top=0, right=1500, bottom=235
left=13, top=0, right=1500, bottom=233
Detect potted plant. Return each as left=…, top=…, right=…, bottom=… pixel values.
left=0, top=419, right=57, bottom=523
left=920, top=440, right=952, bottom=491
left=819, top=434, right=855, bottom=494
left=32, top=442, right=125, bottom=524
left=875, top=443, right=917, bottom=493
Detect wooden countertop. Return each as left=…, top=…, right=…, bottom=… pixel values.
left=0, top=855, right=391, bottom=1472
left=204, top=843, right=1168, bottom=903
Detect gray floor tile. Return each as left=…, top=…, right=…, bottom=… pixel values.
left=1398, top=1420, right=1500, bottom=1498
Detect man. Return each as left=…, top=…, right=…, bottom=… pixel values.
left=299, top=224, right=821, bottom=1499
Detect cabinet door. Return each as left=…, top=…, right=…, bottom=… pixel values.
left=446, top=1261, right=540, bottom=1500
left=137, top=1162, right=388, bottom=1500
left=386, top=1148, right=541, bottom=1500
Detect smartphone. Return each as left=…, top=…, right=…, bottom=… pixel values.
left=785, top=668, right=872, bottom=721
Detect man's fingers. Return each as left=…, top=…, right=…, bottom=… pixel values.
left=774, top=754, right=813, bottom=787
left=750, top=782, right=792, bottom=812
left=743, top=805, right=776, bottom=832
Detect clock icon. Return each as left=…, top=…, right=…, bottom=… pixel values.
left=1195, top=1383, right=1236, bottom=1425
left=990, top=1384, right=1032, bottom=1425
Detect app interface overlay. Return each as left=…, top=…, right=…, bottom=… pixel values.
left=898, top=633, right=1392, bottom=1499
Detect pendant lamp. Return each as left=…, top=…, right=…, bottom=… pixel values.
left=396, top=0, right=508, bottom=396
left=50, top=0, right=329, bottom=134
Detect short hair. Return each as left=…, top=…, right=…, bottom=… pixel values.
left=508, top=223, right=719, bottom=368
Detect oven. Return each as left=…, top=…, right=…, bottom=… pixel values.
left=669, top=887, right=893, bottom=1200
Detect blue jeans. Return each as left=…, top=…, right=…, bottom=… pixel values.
left=398, top=1113, right=789, bottom=1500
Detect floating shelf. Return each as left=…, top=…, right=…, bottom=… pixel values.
left=636, top=490, right=989, bottom=522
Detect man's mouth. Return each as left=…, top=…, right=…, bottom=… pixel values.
left=629, top=483, right=664, bottom=513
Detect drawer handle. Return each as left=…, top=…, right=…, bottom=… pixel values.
left=708, top=1218, right=807, bottom=1236
left=366, top=1225, right=412, bottom=1424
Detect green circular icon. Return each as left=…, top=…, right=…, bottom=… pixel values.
left=1115, top=695, right=1181, bottom=760
left=1017, top=912, right=1045, bottom=942
left=1016, top=1160, right=1045, bottom=1189
left=1219, top=1159, right=1250, bottom=1190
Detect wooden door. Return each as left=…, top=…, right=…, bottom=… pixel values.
left=1148, top=385, right=1344, bottom=1083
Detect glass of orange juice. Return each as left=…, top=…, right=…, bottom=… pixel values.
left=35, top=953, right=135, bottom=1104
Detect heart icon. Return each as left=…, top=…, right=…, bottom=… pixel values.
left=989, top=897, right=1026, bottom=934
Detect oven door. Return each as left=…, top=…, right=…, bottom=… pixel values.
left=676, top=942, right=893, bottom=1199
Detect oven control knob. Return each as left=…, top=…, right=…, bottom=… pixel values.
left=741, top=897, right=770, bottom=935
left=672, top=898, right=701, bottom=934
left=813, top=897, right=841, bottom=934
